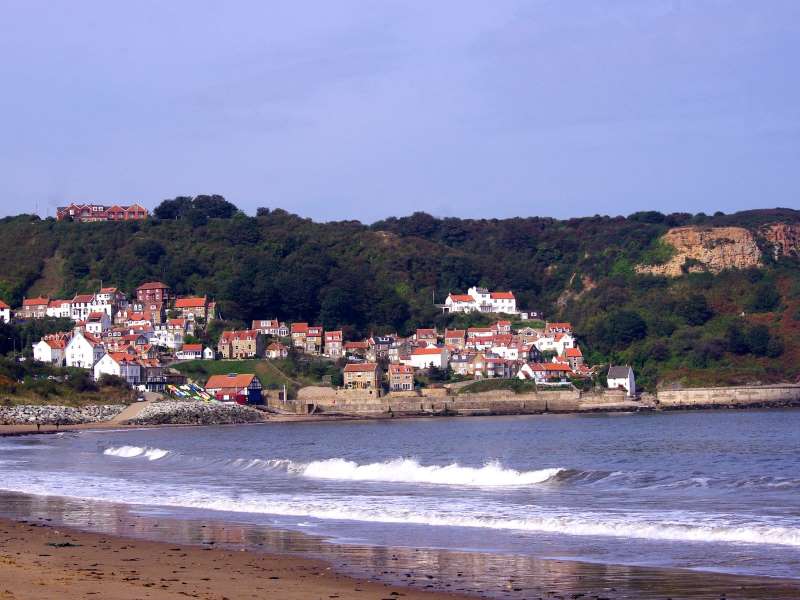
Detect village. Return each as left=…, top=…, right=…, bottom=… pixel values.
left=1, top=282, right=636, bottom=407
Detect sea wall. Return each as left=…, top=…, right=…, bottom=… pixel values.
left=0, top=404, right=126, bottom=425
left=656, top=385, right=800, bottom=408
left=125, top=401, right=265, bottom=425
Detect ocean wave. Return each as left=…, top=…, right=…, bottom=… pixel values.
left=103, top=446, right=169, bottom=461
left=295, top=458, right=564, bottom=487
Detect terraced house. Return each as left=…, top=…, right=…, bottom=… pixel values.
left=217, top=330, right=265, bottom=359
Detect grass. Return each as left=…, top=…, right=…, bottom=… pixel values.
left=512, top=319, right=546, bottom=330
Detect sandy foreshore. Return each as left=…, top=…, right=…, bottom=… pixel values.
left=0, top=516, right=469, bottom=600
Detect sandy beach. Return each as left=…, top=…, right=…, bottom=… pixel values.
left=0, top=516, right=470, bottom=600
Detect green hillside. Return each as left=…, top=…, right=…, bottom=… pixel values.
left=1, top=196, right=799, bottom=390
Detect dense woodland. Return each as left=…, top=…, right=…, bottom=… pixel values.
left=1, top=196, right=799, bottom=391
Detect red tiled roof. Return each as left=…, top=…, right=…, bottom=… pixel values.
left=412, top=347, right=443, bottom=356
left=175, top=297, right=206, bottom=308
left=343, top=363, right=379, bottom=373
left=344, top=341, right=369, bottom=350
left=205, top=373, right=257, bottom=390
left=23, top=297, right=49, bottom=307
left=220, top=330, right=259, bottom=341
left=0, top=300, right=9, bottom=309
left=448, top=294, right=475, bottom=303
left=325, top=331, right=343, bottom=342
left=565, top=347, right=583, bottom=357
left=445, top=329, right=466, bottom=338
left=291, top=323, right=309, bottom=334
left=490, top=291, right=515, bottom=299
left=182, top=344, right=203, bottom=352
left=72, top=294, right=94, bottom=303
left=389, top=364, right=414, bottom=374
left=137, top=281, right=169, bottom=290
left=546, top=322, right=572, bottom=330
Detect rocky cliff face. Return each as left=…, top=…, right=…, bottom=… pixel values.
left=762, top=223, right=800, bottom=260
left=637, top=226, right=762, bottom=277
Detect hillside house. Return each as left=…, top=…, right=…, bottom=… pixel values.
left=65, top=330, right=105, bottom=369
left=218, top=330, right=265, bottom=359
left=415, top=328, right=438, bottom=344
left=343, top=363, right=382, bottom=392
left=93, top=352, right=142, bottom=386
left=0, top=300, right=9, bottom=324
left=407, top=346, right=448, bottom=370
left=56, top=203, right=148, bottom=222
left=174, top=297, right=211, bottom=321
left=32, top=336, right=68, bottom=366
left=17, top=297, right=49, bottom=319
left=252, top=319, right=288, bottom=337
left=205, top=373, right=263, bottom=404
left=136, top=281, right=172, bottom=305
left=545, top=322, right=573, bottom=335
left=175, top=343, right=203, bottom=360
left=444, top=329, right=466, bottom=349
left=517, top=362, right=572, bottom=385
left=607, top=365, right=636, bottom=397
left=266, top=342, right=289, bottom=359
left=324, top=330, right=343, bottom=358
left=562, top=347, right=584, bottom=370
left=290, top=323, right=309, bottom=349
left=46, top=299, right=72, bottom=319
left=85, top=311, right=111, bottom=336
left=444, top=293, right=478, bottom=313
left=305, top=326, right=323, bottom=354
left=344, top=340, right=369, bottom=358
left=388, top=363, right=414, bottom=391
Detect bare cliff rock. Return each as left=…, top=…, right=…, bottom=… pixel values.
left=762, top=223, right=800, bottom=260
left=637, top=226, right=762, bottom=277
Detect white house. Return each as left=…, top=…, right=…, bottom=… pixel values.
left=70, top=294, right=97, bottom=321
left=203, top=346, right=216, bottom=360
left=444, top=293, right=478, bottom=313
left=65, top=330, right=105, bottom=369
left=467, top=286, right=518, bottom=314
left=0, top=300, right=10, bottom=324
left=45, top=299, right=71, bottom=319
left=85, top=311, right=111, bottom=336
left=607, top=365, right=636, bottom=397
left=533, top=333, right=575, bottom=356
left=175, top=343, right=203, bottom=360
left=405, top=346, right=449, bottom=370
left=94, top=352, right=141, bottom=385
left=33, top=338, right=67, bottom=366
left=152, top=325, right=184, bottom=350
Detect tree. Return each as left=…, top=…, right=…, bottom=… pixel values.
left=606, top=310, right=647, bottom=346
left=726, top=323, right=749, bottom=355
left=746, top=324, right=771, bottom=356
left=153, top=195, right=238, bottom=221
left=676, top=293, right=712, bottom=326
left=748, top=283, right=780, bottom=313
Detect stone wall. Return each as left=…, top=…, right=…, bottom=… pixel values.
left=656, top=385, right=800, bottom=408
left=0, top=404, right=126, bottom=425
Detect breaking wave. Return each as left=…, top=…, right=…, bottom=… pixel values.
left=295, top=458, right=564, bottom=487
left=103, top=446, right=169, bottom=461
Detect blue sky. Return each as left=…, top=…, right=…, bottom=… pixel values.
left=1, top=1, right=797, bottom=222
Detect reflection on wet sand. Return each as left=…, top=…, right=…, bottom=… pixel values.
left=3, top=492, right=799, bottom=600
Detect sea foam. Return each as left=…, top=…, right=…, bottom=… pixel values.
left=103, top=446, right=169, bottom=461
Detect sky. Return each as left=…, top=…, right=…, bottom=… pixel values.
left=0, top=0, right=798, bottom=223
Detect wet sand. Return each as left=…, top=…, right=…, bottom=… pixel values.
left=0, top=516, right=469, bottom=600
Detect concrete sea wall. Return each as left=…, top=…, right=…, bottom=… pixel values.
left=656, top=385, right=800, bottom=408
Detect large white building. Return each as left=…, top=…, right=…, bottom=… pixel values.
left=94, top=352, right=142, bottom=385
left=65, top=330, right=105, bottom=369
left=443, top=286, right=518, bottom=314
left=404, top=346, right=449, bottom=370
left=33, top=338, right=67, bottom=366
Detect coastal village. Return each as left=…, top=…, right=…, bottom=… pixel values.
left=1, top=279, right=636, bottom=407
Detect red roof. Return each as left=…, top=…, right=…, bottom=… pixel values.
left=528, top=362, right=572, bottom=372
left=565, top=347, right=583, bottom=357
left=72, top=294, right=94, bottom=303
left=175, top=297, right=206, bottom=308
left=291, top=323, right=309, bottom=334
left=325, top=331, right=343, bottom=342
left=87, top=312, right=106, bottom=320
left=416, top=328, right=437, bottom=337
left=307, top=326, right=323, bottom=336
left=344, top=341, right=369, bottom=350
left=412, top=347, right=443, bottom=356
left=267, top=342, right=287, bottom=351
left=100, top=287, right=118, bottom=293
left=220, top=330, right=259, bottom=341
left=23, top=297, right=49, bottom=307
left=448, top=294, right=475, bottom=303
left=205, top=373, right=257, bottom=390
left=490, top=291, right=515, bottom=299
left=546, top=322, right=573, bottom=330
left=0, top=300, right=9, bottom=309
left=389, top=364, right=413, bottom=374
left=137, top=281, right=169, bottom=290
left=344, top=363, right=379, bottom=373
left=182, top=344, right=203, bottom=352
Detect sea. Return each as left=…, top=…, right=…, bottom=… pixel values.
left=1, top=410, right=799, bottom=596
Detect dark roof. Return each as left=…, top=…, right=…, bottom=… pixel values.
left=608, top=366, right=631, bottom=379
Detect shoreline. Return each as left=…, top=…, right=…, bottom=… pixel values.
left=2, top=400, right=799, bottom=437
left=2, top=494, right=800, bottom=600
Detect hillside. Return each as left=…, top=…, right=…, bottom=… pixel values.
left=0, top=198, right=799, bottom=390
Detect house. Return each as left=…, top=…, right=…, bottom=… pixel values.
left=407, top=346, right=448, bottom=370
left=306, top=326, right=323, bottom=354
left=290, top=323, right=309, bottom=349
left=93, top=352, right=142, bottom=386
left=343, top=363, right=382, bottom=391
left=266, top=342, right=289, bottom=359
left=69, top=294, right=96, bottom=321
left=487, top=291, right=516, bottom=314
left=217, top=330, right=265, bottom=359
left=324, top=330, right=343, bottom=359
left=388, top=364, right=414, bottom=392
left=493, top=320, right=512, bottom=335
left=252, top=319, right=288, bottom=337
left=175, top=343, right=203, bottom=360
left=448, top=352, right=472, bottom=376
left=56, top=203, right=148, bottom=222
left=369, top=335, right=395, bottom=361
left=85, top=311, right=111, bottom=336
left=517, top=362, right=572, bottom=385
left=136, top=281, right=172, bottom=305
left=545, top=322, right=573, bottom=335
left=152, top=323, right=184, bottom=350
left=17, top=297, right=49, bottom=319
left=607, top=365, right=636, bottom=397
left=65, top=330, right=105, bottom=369
left=203, top=346, right=216, bottom=360
left=561, top=347, right=584, bottom=371
left=444, top=293, right=478, bottom=313
left=46, top=299, right=72, bottom=319
left=415, top=328, right=438, bottom=344
left=205, top=373, right=263, bottom=404
left=32, top=335, right=69, bottom=366
left=444, top=329, right=466, bottom=349
left=534, top=332, right=575, bottom=356
left=175, top=297, right=210, bottom=321
left=0, top=300, right=10, bottom=324
left=344, top=340, right=369, bottom=358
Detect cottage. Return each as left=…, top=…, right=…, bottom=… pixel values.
left=607, top=365, right=636, bottom=397
left=17, top=297, right=49, bottom=319
left=415, top=328, right=438, bottom=344
left=266, top=342, right=289, bottom=359
left=65, top=330, right=105, bottom=369
left=562, top=347, right=584, bottom=370
left=252, top=319, right=288, bottom=337
left=443, top=293, right=478, bottom=313
left=203, top=346, right=216, bottom=360
left=324, top=330, right=343, bottom=358
left=344, top=340, right=369, bottom=358
left=545, top=322, right=573, bottom=335
left=444, top=329, right=466, bottom=349
left=93, top=352, right=142, bottom=386
left=205, top=373, right=263, bottom=404
left=306, top=326, right=324, bottom=354
left=217, top=330, right=265, bottom=359
left=343, top=363, right=382, bottom=392
left=176, top=343, right=203, bottom=360
left=136, top=281, right=172, bottom=305
left=32, top=335, right=69, bottom=366
left=388, top=363, right=414, bottom=391
left=517, top=362, right=572, bottom=385
left=407, top=346, right=448, bottom=370
left=85, top=311, right=111, bottom=336
left=46, top=299, right=72, bottom=319
left=290, top=323, right=309, bottom=349
left=175, top=297, right=210, bottom=321
left=0, top=300, right=10, bottom=324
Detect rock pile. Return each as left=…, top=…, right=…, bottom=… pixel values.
left=125, top=401, right=265, bottom=425
left=0, top=404, right=126, bottom=425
